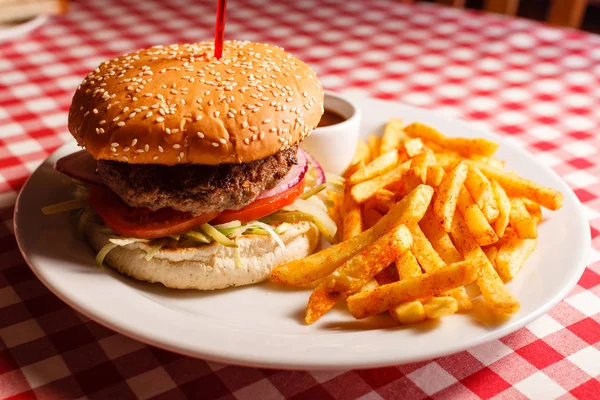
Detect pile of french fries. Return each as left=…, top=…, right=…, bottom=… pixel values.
left=271, top=119, right=563, bottom=326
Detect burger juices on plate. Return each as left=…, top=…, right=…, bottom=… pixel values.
left=50, top=41, right=337, bottom=290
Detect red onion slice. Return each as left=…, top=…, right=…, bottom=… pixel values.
left=54, top=150, right=104, bottom=186
left=303, top=150, right=326, bottom=185
left=256, top=149, right=309, bottom=200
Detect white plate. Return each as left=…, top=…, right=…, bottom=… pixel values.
left=0, top=15, right=47, bottom=43
left=15, top=96, right=589, bottom=370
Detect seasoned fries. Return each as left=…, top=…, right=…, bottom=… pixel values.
left=509, top=198, right=538, bottom=239
left=380, top=118, right=405, bottom=154
left=405, top=122, right=499, bottom=157
left=434, top=160, right=468, bottom=231
left=347, top=259, right=481, bottom=319
left=495, top=230, right=538, bottom=281
left=271, top=185, right=433, bottom=286
left=351, top=160, right=411, bottom=204
left=271, top=119, right=562, bottom=329
left=465, top=166, right=499, bottom=222
left=349, top=150, right=399, bottom=185
left=342, top=184, right=363, bottom=240
left=305, top=225, right=412, bottom=324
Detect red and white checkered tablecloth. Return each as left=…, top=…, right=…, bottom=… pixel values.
left=1, top=0, right=599, bottom=398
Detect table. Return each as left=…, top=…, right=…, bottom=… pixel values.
left=1, top=0, right=599, bottom=398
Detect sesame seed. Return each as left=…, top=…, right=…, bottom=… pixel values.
left=172, top=129, right=179, bottom=134
left=123, top=147, right=130, bottom=151
left=110, top=147, right=116, bottom=152
left=179, top=152, right=184, bottom=158
left=227, top=112, right=234, bottom=118
left=99, top=120, right=106, bottom=125
left=123, top=107, right=129, bottom=113
left=283, top=119, right=290, bottom=123
left=153, top=155, right=159, bottom=160
left=219, top=138, right=227, bottom=144
left=144, top=144, right=149, bottom=151
left=111, top=142, right=119, bottom=147
left=117, top=121, right=125, bottom=127
left=173, top=144, right=181, bottom=149
left=166, top=128, right=171, bottom=134
left=113, top=117, right=120, bottom=122
left=128, top=112, right=136, bottom=119
left=262, top=119, right=271, bottom=124
left=259, top=131, right=265, bottom=140
left=195, top=115, right=202, bottom=121
left=197, top=132, right=205, bottom=138
left=158, top=146, right=164, bottom=152
left=270, top=127, right=277, bottom=132
left=212, top=142, right=219, bottom=147
left=156, top=117, right=165, bottom=122
left=145, top=111, right=153, bottom=118
left=131, top=139, right=138, bottom=146
left=214, top=111, right=220, bottom=117
left=136, top=149, right=144, bottom=153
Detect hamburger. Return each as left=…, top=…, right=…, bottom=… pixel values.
left=53, top=41, right=336, bottom=290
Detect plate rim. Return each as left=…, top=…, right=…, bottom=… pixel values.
left=14, top=98, right=591, bottom=370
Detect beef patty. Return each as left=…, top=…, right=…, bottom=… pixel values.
left=97, top=145, right=298, bottom=215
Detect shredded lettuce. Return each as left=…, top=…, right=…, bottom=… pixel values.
left=234, top=247, right=243, bottom=269
left=96, top=242, right=118, bottom=268
left=42, top=199, right=87, bottom=215
left=109, top=237, right=149, bottom=246
left=325, top=173, right=345, bottom=187
left=301, top=183, right=327, bottom=200
left=246, top=221, right=285, bottom=249
left=199, top=223, right=238, bottom=247
left=144, top=238, right=168, bottom=261
left=184, top=230, right=211, bottom=243
left=213, top=220, right=242, bottom=230
left=281, top=198, right=338, bottom=242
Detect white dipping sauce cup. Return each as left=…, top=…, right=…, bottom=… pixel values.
left=300, top=92, right=361, bottom=175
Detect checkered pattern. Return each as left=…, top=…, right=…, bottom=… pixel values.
left=1, top=0, right=599, bottom=398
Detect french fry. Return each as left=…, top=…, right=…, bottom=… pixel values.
left=345, top=160, right=365, bottom=179
left=470, top=154, right=505, bottom=169
left=436, top=154, right=563, bottom=211
left=305, top=224, right=412, bottom=324
left=405, top=122, right=499, bottom=157
left=352, top=139, right=371, bottom=165
left=349, top=150, right=399, bottom=185
left=410, top=224, right=446, bottom=273
left=361, top=278, right=380, bottom=292
left=483, top=244, right=498, bottom=266
left=495, top=230, right=538, bottom=281
left=347, top=259, right=481, bottom=319
left=465, top=166, right=499, bottom=222
left=380, top=118, right=405, bottom=154
left=390, top=301, right=426, bottom=324
left=419, top=210, right=463, bottom=264
left=449, top=212, right=520, bottom=314
left=351, top=160, right=411, bottom=204
left=411, top=224, right=471, bottom=309
left=457, top=187, right=499, bottom=246
left=370, top=189, right=396, bottom=213
left=395, top=249, right=422, bottom=279
left=426, top=165, right=445, bottom=188
left=510, top=198, right=537, bottom=239
left=342, top=184, right=362, bottom=240
left=363, top=206, right=383, bottom=230
left=410, top=149, right=436, bottom=182
left=423, top=296, right=459, bottom=319
left=271, top=185, right=434, bottom=286
left=522, top=198, right=542, bottom=223
left=404, top=138, right=424, bottom=158
left=402, top=167, right=424, bottom=195
left=491, top=180, right=510, bottom=238
left=434, top=160, right=468, bottom=232
left=368, top=135, right=382, bottom=160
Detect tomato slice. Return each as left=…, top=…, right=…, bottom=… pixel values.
left=212, top=179, right=305, bottom=224
left=89, top=186, right=219, bottom=239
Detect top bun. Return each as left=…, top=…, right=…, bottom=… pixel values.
left=68, top=41, right=324, bottom=165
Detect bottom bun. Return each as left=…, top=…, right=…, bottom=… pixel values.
left=81, top=211, right=320, bottom=290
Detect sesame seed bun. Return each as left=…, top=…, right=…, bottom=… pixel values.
left=68, top=41, right=324, bottom=165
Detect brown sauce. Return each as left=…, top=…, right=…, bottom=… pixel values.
left=318, top=109, right=346, bottom=128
